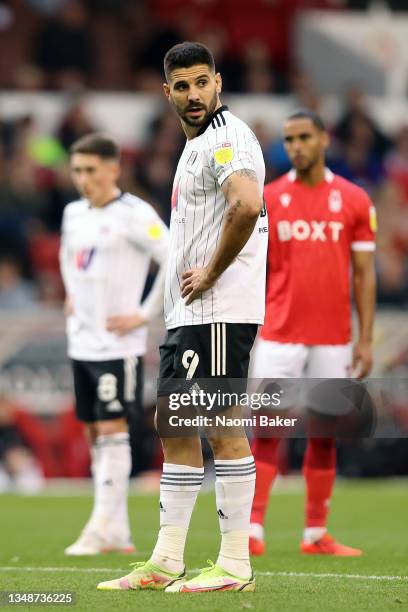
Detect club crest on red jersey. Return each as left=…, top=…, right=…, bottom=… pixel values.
left=328, top=189, right=342, bottom=212
left=279, top=193, right=291, bottom=208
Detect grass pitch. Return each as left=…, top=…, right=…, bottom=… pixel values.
left=1, top=480, right=408, bottom=611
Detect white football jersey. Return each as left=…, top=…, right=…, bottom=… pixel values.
left=60, top=192, right=169, bottom=361
left=164, top=105, right=268, bottom=329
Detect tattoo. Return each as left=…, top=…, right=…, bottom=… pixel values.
left=223, top=169, right=258, bottom=200
left=226, top=199, right=242, bottom=222
left=234, top=169, right=258, bottom=182
left=223, top=176, right=233, bottom=200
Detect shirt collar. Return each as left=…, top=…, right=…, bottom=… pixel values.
left=287, top=168, right=334, bottom=184
left=88, top=190, right=123, bottom=209
left=196, top=105, right=229, bottom=137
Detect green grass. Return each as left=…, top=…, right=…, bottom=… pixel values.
left=1, top=481, right=408, bottom=611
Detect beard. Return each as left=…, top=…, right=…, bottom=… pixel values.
left=293, top=154, right=320, bottom=174
left=175, top=90, right=219, bottom=127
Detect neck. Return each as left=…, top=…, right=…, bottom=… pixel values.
left=89, top=187, right=120, bottom=208
left=182, top=100, right=222, bottom=140
left=296, top=162, right=326, bottom=187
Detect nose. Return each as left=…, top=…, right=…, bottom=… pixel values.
left=292, top=139, right=302, bottom=153
left=188, top=86, right=201, bottom=103
left=77, top=173, right=89, bottom=189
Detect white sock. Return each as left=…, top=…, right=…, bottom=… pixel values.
left=249, top=522, right=264, bottom=541
left=150, top=462, right=204, bottom=574
left=90, top=443, right=100, bottom=479
left=87, top=433, right=131, bottom=539
left=85, top=443, right=100, bottom=529
left=215, top=456, right=256, bottom=579
left=303, top=526, right=327, bottom=544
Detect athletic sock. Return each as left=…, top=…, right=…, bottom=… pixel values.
left=303, top=438, right=336, bottom=542
left=215, top=456, right=256, bottom=579
left=150, top=463, right=204, bottom=574
left=250, top=437, right=280, bottom=528
left=87, top=432, right=132, bottom=538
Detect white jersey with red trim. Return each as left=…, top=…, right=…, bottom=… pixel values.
left=164, top=105, right=268, bottom=330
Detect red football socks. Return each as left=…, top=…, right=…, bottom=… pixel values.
left=250, top=438, right=280, bottom=526
left=303, top=438, right=336, bottom=527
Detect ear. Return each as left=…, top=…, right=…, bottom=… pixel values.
left=215, top=72, right=222, bottom=95
left=163, top=82, right=171, bottom=102
left=322, top=130, right=330, bottom=150
left=111, top=160, right=121, bottom=181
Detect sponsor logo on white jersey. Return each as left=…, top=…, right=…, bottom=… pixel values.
left=75, top=247, right=96, bottom=270
left=277, top=220, right=344, bottom=242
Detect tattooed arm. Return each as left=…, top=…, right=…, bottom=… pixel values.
left=181, top=169, right=263, bottom=305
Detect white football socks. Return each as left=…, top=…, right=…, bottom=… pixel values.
left=303, top=526, right=327, bottom=544
left=150, top=463, right=204, bottom=574
left=215, top=456, right=256, bottom=579
left=88, top=432, right=132, bottom=540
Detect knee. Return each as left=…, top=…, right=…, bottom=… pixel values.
left=161, top=436, right=201, bottom=456
left=207, top=435, right=248, bottom=459
left=306, top=437, right=336, bottom=469
left=96, top=418, right=128, bottom=437
left=85, top=423, right=98, bottom=445
left=160, top=436, right=203, bottom=467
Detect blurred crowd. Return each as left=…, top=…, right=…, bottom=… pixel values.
left=0, top=0, right=407, bottom=309
left=1, top=0, right=407, bottom=94
left=1, top=89, right=408, bottom=310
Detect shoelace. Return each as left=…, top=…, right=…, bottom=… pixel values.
left=199, top=560, right=216, bottom=574
left=129, top=561, right=147, bottom=570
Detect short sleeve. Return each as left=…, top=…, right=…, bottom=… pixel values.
left=351, top=189, right=376, bottom=252
left=206, top=125, right=257, bottom=186
left=126, top=201, right=169, bottom=264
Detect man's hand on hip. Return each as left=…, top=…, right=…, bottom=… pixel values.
left=181, top=267, right=216, bottom=305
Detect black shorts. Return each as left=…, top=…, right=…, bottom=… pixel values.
left=0, top=426, right=25, bottom=459
left=158, top=323, right=257, bottom=396
left=72, top=357, right=144, bottom=423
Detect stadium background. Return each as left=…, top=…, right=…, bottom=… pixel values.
left=1, top=0, right=408, bottom=488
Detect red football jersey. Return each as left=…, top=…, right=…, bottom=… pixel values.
left=261, top=169, right=376, bottom=345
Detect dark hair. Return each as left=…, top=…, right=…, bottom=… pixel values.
left=69, top=133, right=120, bottom=159
left=164, top=41, right=215, bottom=81
left=286, top=109, right=326, bottom=131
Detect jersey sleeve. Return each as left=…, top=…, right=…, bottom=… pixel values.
left=205, top=125, right=257, bottom=186
left=127, top=202, right=170, bottom=266
left=59, top=207, right=75, bottom=296
left=351, top=189, right=377, bottom=252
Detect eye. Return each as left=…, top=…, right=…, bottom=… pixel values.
left=198, top=80, right=207, bottom=87
left=175, top=83, right=187, bottom=91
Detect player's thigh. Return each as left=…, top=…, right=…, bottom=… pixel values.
left=71, top=359, right=97, bottom=423
left=251, top=338, right=308, bottom=378
left=307, top=344, right=352, bottom=378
